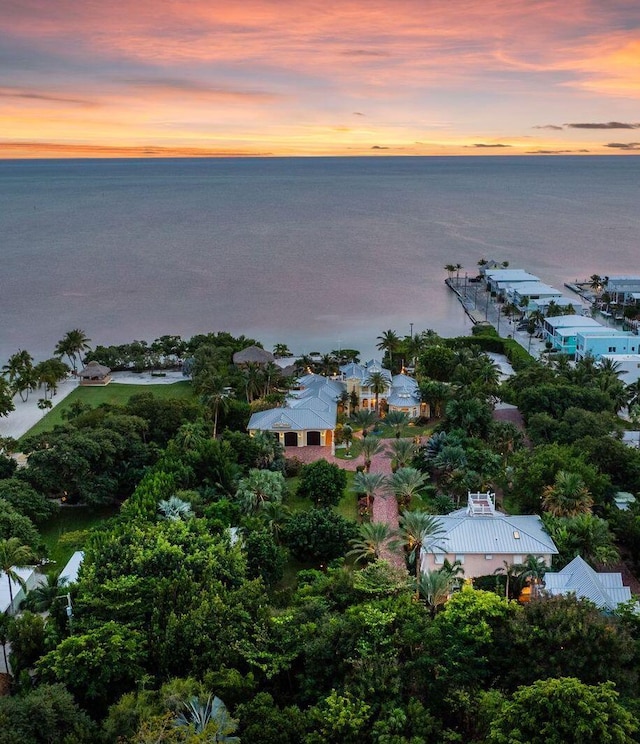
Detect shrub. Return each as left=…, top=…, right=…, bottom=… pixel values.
left=296, top=460, right=347, bottom=508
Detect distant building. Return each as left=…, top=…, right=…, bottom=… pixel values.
left=543, top=556, right=635, bottom=612
left=575, top=333, right=640, bottom=361
left=605, top=276, right=640, bottom=305
left=542, top=315, right=605, bottom=355
left=78, top=361, right=111, bottom=386
left=422, top=493, right=558, bottom=579
left=232, top=345, right=275, bottom=366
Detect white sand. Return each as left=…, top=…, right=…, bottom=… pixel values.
left=0, top=371, right=189, bottom=442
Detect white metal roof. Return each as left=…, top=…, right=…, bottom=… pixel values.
left=0, top=566, right=36, bottom=614
left=425, top=512, right=557, bottom=556
left=546, top=315, right=603, bottom=329
left=60, top=551, right=84, bottom=584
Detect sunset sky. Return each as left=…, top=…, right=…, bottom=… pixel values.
left=2, top=0, right=640, bottom=157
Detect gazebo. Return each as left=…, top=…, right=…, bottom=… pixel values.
left=232, top=345, right=275, bottom=366
left=78, top=361, right=112, bottom=386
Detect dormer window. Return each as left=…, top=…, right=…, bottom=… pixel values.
left=513, top=531, right=520, bottom=539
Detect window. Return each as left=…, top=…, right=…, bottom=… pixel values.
left=455, top=554, right=465, bottom=564
left=513, top=555, right=523, bottom=564
left=609, top=347, right=617, bottom=353
left=485, top=554, right=493, bottom=560
left=434, top=554, right=445, bottom=564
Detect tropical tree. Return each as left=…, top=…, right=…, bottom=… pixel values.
left=454, top=262, right=463, bottom=286
left=342, top=423, right=354, bottom=456
left=352, top=409, right=378, bottom=438
left=347, top=522, right=393, bottom=563
left=376, top=329, right=401, bottom=371
left=0, top=377, right=14, bottom=418
left=493, top=560, right=521, bottom=600
left=55, top=329, right=91, bottom=373
left=0, top=537, right=35, bottom=612
left=175, top=695, right=240, bottom=741
left=352, top=471, right=387, bottom=512
left=542, top=470, right=593, bottom=517
left=34, top=358, right=69, bottom=399
left=387, top=438, right=416, bottom=470
left=394, top=510, right=445, bottom=586
left=158, top=496, right=194, bottom=521
left=272, top=343, right=291, bottom=359
left=360, top=436, right=384, bottom=473
left=365, top=371, right=388, bottom=414
left=172, top=421, right=209, bottom=453
left=388, top=467, right=429, bottom=508
left=384, top=410, right=409, bottom=438
left=589, top=274, right=603, bottom=294
left=257, top=501, right=291, bottom=543
left=236, top=469, right=286, bottom=515
left=444, top=264, right=456, bottom=280
left=23, top=573, right=69, bottom=613
left=516, top=555, right=547, bottom=596
left=417, top=562, right=463, bottom=617
left=198, top=373, right=231, bottom=438
left=2, top=350, right=37, bottom=402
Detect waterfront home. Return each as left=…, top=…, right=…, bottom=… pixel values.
left=542, top=315, right=604, bottom=355
left=575, top=331, right=639, bottom=361
left=604, top=276, right=640, bottom=305
left=340, top=359, right=392, bottom=412
left=543, top=556, right=635, bottom=612
left=387, top=373, right=429, bottom=419
left=422, top=492, right=558, bottom=579
left=600, top=354, right=640, bottom=385
left=484, top=269, right=539, bottom=294
left=247, top=374, right=341, bottom=453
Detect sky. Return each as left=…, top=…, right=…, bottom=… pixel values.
left=2, top=0, right=640, bottom=157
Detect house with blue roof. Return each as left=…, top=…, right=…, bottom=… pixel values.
left=422, top=492, right=558, bottom=579
left=543, top=556, right=635, bottom=612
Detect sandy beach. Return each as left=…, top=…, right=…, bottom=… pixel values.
left=0, top=370, right=188, bottom=442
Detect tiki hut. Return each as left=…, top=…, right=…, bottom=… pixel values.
left=79, top=360, right=112, bottom=386
left=232, top=345, right=275, bottom=366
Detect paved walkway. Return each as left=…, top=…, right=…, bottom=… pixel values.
left=285, top=439, right=406, bottom=566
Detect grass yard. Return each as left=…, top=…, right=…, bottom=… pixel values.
left=40, top=504, right=119, bottom=570
left=21, top=381, right=194, bottom=441
left=284, top=470, right=358, bottom=522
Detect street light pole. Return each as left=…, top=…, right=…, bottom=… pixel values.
left=409, top=322, right=414, bottom=338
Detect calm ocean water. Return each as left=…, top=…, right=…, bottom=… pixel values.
left=1, top=156, right=639, bottom=363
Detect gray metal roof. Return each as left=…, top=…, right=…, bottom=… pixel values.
left=543, top=556, right=631, bottom=610
left=248, top=406, right=335, bottom=432
left=425, top=512, right=558, bottom=556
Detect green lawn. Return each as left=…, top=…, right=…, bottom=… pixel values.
left=21, top=381, right=194, bottom=441
left=40, top=504, right=119, bottom=570
left=284, top=470, right=358, bottom=522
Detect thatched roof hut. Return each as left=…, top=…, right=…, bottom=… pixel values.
left=79, top=360, right=112, bottom=385
left=232, top=345, right=275, bottom=366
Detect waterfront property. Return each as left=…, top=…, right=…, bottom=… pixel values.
left=248, top=373, right=341, bottom=453
left=542, top=315, right=605, bottom=355
left=387, top=373, right=428, bottom=418
left=575, top=330, right=639, bottom=361
left=604, top=276, right=640, bottom=306
left=422, top=492, right=558, bottom=579
left=543, top=556, right=635, bottom=612
left=340, top=359, right=392, bottom=412
left=484, top=269, right=539, bottom=294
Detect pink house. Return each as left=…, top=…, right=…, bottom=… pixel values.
left=422, top=492, right=558, bottom=579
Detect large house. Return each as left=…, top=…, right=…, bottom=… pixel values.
left=247, top=373, right=342, bottom=453
left=340, top=360, right=392, bottom=411
left=422, top=492, right=558, bottom=579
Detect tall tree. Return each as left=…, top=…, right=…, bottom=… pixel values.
left=365, top=371, right=388, bottom=414
left=394, top=510, right=445, bottom=586
left=55, top=328, right=91, bottom=373
left=360, top=436, right=384, bottom=473
left=384, top=410, right=409, bottom=438
left=376, top=330, right=401, bottom=371
left=352, top=471, right=387, bottom=512
left=542, top=470, right=593, bottom=517
left=348, top=522, right=393, bottom=563
left=0, top=537, right=34, bottom=612
left=389, top=467, right=429, bottom=508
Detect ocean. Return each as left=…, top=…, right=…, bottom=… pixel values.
left=1, top=156, right=639, bottom=363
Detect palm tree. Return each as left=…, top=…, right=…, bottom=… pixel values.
left=360, top=436, right=384, bottom=473
left=257, top=501, right=291, bottom=543
left=352, top=471, right=387, bottom=512
left=516, top=555, right=547, bottom=598
left=365, top=371, right=388, bottom=414
left=387, top=438, right=417, bottom=469
left=454, top=263, right=463, bottom=286
left=158, top=496, right=194, bottom=521
left=172, top=422, right=208, bottom=452
left=23, top=573, right=69, bottom=613
left=348, top=522, right=393, bottom=563
left=589, top=274, right=603, bottom=295
left=444, top=264, right=456, bottom=280
left=493, top=560, right=520, bottom=600
left=376, top=330, right=401, bottom=371
left=394, top=510, right=445, bottom=588
left=272, top=343, right=291, bottom=359
left=0, top=537, right=34, bottom=612
left=242, top=362, right=262, bottom=403
left=542, top=471, right=593, bottom=517
left=388, top=467, right=429, bottom=508
left=198, top=374, right=231, bottom=438
left=174, top=695, right=239, bottom=742
left=352, top=409, right=378, bottom=438
left=417, top=561, right=464, bottom=616
left=384, top=410, right=409, bottom=438
left=54, top=329, right=91, bottom=373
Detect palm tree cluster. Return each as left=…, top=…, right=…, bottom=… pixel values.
left=54, top=329, right=92, bottom=374
left=2, top=350, right=70, bottom=403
